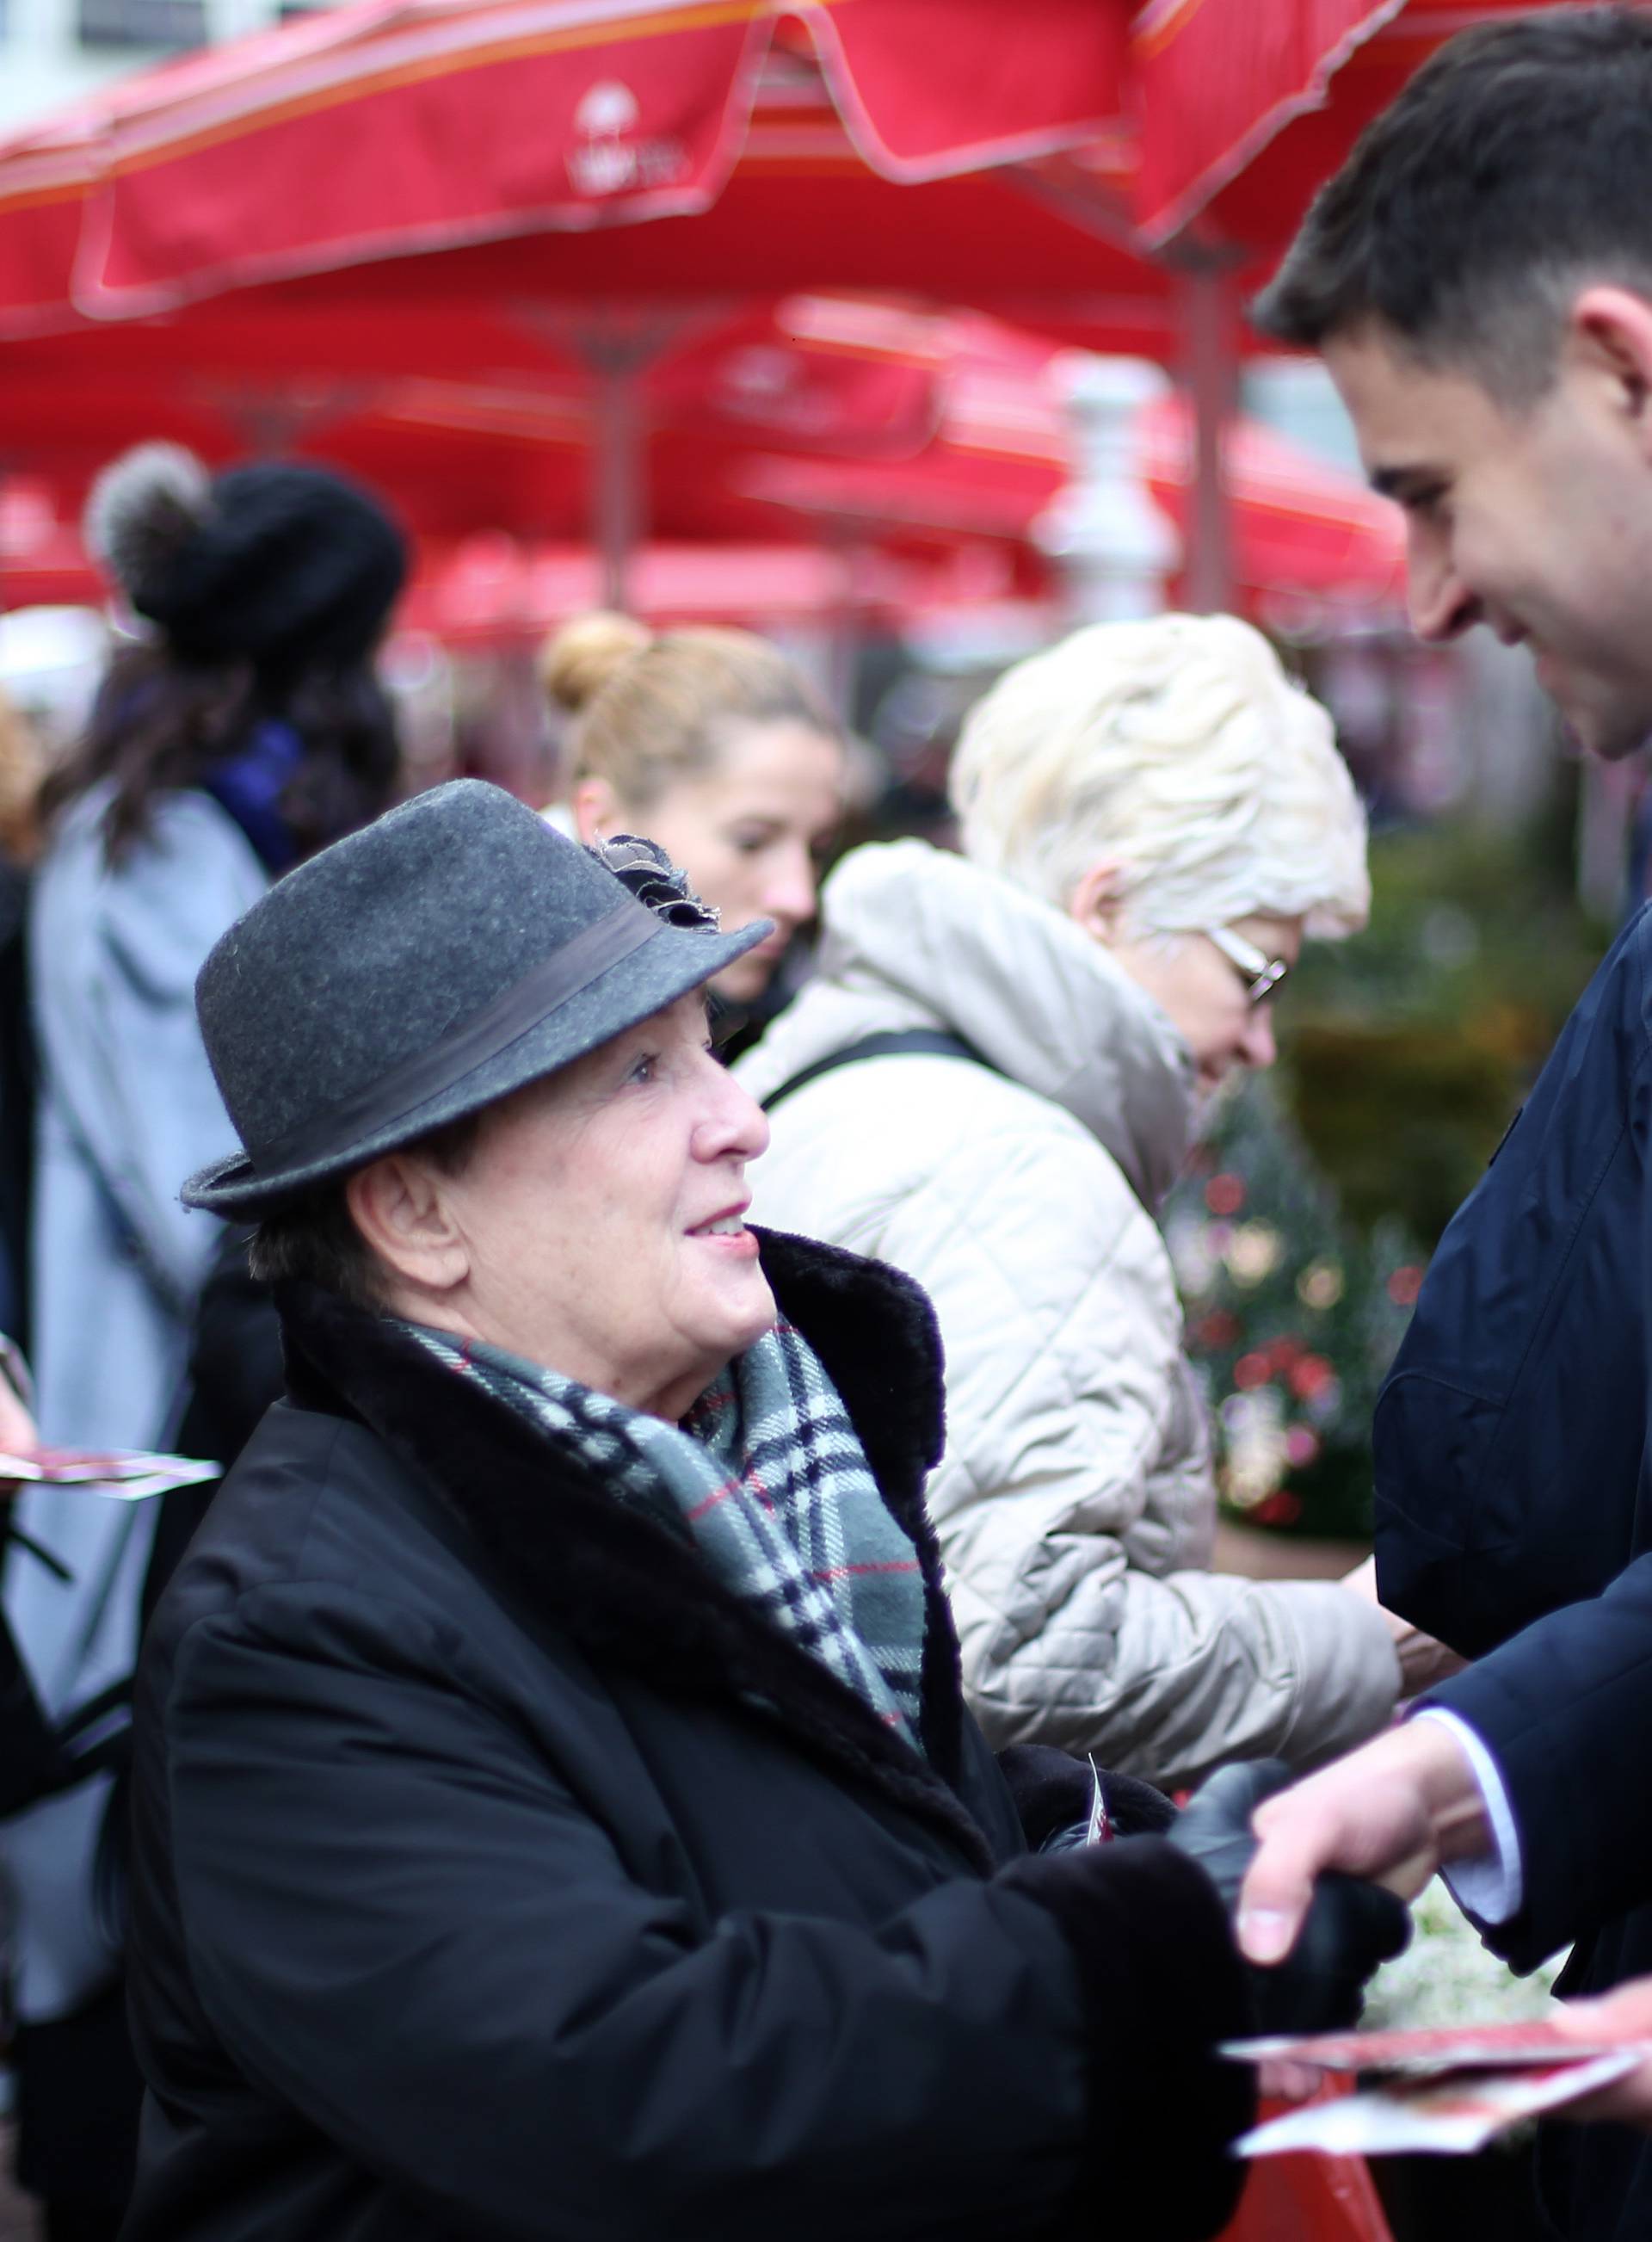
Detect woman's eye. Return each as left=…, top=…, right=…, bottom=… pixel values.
left=626, top=1053, right=658, bottom=1086
left=728, top=829, right=774, bottom=857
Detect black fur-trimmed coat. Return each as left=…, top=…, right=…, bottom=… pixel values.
left=123, top=1230, right=1252, bottom=2242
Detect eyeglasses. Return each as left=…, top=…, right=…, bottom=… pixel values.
left=1205, top=925, right=1291, bottom=1007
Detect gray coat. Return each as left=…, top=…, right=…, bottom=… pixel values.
left=4, top=783, right=263, bottom=2023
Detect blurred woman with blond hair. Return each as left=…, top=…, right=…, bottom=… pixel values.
left=739, top=614, right=1434, bottom=1793
left=542, top=612, right=844, bottom=1012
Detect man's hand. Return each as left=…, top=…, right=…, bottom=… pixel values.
left=1173, top=1762, right=1409, bottom=2032
left=1236, top=1721, right=1489, bottom=1966
left=1549, top=1981, right=1652, bottom=2128
left=1341, top=1555, right=1468, bottom=1696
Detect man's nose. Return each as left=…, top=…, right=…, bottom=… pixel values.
left=1406, top=530, right=1479, bottom=643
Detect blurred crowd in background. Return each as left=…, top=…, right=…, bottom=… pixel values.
left=0, top=439, right=1624, bottom=1566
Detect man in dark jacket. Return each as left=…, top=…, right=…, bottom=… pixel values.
left=121, top=780, right=1411, bottom=2242
left=1231, top=11, right=1652, bottom=2239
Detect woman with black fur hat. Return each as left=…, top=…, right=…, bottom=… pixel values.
left=5, top=442, right=405, bottom=2239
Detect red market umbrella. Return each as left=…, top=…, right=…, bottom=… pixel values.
left=0, top=293, right=946, bottom=516
left=1137, top=392, right=1402, bottom=608
left=0, top=0, right=1272, bottom=606
left=0, top=0, right=1149, bottom=333
left=3, top=306, right=1402, bottom=622
left=1131, top=0, right=1557, bottom=253
left=737, top=317, right=1404, bottom=612
left=398, top=532, right=1027, bottom=644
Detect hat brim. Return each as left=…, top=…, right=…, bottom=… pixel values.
left=182, top=915, right=770, bottom=1216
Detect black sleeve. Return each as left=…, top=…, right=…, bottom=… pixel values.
left=144, top=1228, right=286, bottom=1636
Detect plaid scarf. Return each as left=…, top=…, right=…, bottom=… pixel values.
left=398, top=1318, right=930, bottom=1756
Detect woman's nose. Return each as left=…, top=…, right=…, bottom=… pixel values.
left=1240, top=1008, right=1278, bottom=1072
left=694, top=1058, right=770, bottom=1164
left=760, top=844, right=817, bottom=932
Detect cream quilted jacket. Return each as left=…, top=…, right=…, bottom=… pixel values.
left=737, top=840, right=1398, bottom=1790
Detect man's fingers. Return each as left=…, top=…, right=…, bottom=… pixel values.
left=1373, top=1844, right=1438, bottom=1901
left=1236, top=1837, right=1317, bottom=1963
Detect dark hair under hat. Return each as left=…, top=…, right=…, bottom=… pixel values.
left=182, top=781, right=769, bottom=1216
left=83, top=443, right=407, bottom=673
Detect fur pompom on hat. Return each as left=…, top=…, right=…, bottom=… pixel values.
left=83, top=444, right=407, bottom=673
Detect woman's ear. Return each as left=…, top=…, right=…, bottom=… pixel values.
left=346, top=1153, right=471, bottom=1300
left=1067, top=857, right=1129, bottom=946
left=570, top=775, right=620, bottom=846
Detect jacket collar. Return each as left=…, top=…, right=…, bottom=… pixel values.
left=735, top=839, right=1194, bottom=1207
left=276, top=1229, right=995, bottom=1874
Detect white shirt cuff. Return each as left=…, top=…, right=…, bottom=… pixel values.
left=1411, top=1708, right=1523, bottom=1924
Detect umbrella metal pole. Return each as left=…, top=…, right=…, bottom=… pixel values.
left=1182, top=261, right=1235, bottom=615
left=594, top=360, right=645, bottom=615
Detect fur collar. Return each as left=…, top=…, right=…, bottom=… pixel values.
left=277, top=1229, right=994, bottom=1874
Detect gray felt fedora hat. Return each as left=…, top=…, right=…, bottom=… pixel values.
left=182, top=779, right=769, bottom=1216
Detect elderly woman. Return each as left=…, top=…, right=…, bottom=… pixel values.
left=738, top=615, right=1432, bottom=1793
left=120, top=781, right=1412, bottom=2242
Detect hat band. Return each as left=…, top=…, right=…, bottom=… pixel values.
left=244, top=896, right=663, bottom=1178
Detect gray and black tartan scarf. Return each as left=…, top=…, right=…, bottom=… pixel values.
left=398, top=1317, right=930, bottom=1755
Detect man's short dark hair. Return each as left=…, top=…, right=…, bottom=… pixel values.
left=248, top=1106, right=484, bottom=1312
left=1252, top=6, right=1652, bottom=403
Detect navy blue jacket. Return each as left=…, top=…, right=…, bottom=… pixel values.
left=1374, top=905, right=1652, bottom=2239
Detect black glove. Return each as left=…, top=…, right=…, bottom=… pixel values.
left=1169, top=1759, right=1411, bottom=2035
left=997, top=1742, right=1177, bottom=1851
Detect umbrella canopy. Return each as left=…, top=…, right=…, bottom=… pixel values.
left=0, top=0, right=1168, bottom=337
left=398, top=534, right=1027, bottom=643
left=1131, top=0, right=1552, bottom=253
left=1, top=290, right=1401, bottom=611
left=1136, top=392, right=1402, bottom=607
left=0, top=0, right=1301, bottom=608
left=710, top=316, right=1403, bottom=609
left=0, top=294, right=947, bottom=522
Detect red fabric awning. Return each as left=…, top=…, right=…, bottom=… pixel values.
left=1131, top=0, right=1550, bottom=251
left=1137, top=392, right=1402, bottom=604
left=0, top=0, right=1151, bottom=337
left=0, top=302, right=1401, bottom=611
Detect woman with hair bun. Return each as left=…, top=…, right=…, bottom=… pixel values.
left=7, top=442, right=406, bottom=2239
left=541, top=612, right=845, bottom=1010
left=739, top=615, right=1451, bottom=1798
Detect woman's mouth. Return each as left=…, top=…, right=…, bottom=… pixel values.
left=687, top=1204, right=758, bottom=1254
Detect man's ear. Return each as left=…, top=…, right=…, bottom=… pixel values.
left=1567, top=286, right=1652, bottom=448
left=1067, top=856, right=1129, bottom=945
left=345, top=1153, right=470, bottom=1298
left=570, top=775, right=620, bottom=845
